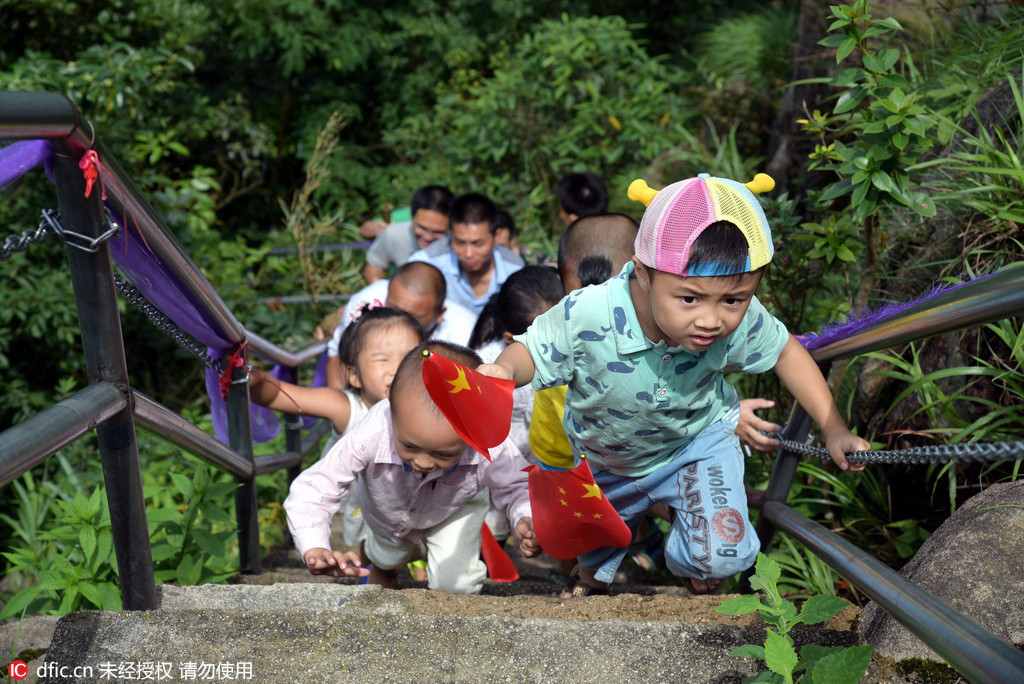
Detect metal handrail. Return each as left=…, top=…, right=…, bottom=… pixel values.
left=0, top=382, right=127, bottom=485
left=749, top=263, right=1024, bottom=682
left=807, top=262, right=1024, bottom=363
left=132, top=391, right=255, bottom=479
left=762, top=502, right=1024, bottom=683
left=0, top=92, right=333, bottom=606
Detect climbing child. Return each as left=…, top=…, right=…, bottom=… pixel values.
left=537, top=212, right=675, bottom=578
left=469, top=265, right=565, bottom=541
left=283, top=340, right=540, bottom=593
left=249, top=305, right=424, bottom=550
left=479, top=173, right=869, bottom=596
left=470, top=265, right=565, bottom=460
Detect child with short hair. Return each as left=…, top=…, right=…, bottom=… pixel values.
left=284, top=341, right=540, bottom=593
left=470, top=265, right=565, bottom=542
left=479, top=173, right=869, bottom=596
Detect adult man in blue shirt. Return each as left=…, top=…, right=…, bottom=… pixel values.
left=407, top=193, right=523, bottom=316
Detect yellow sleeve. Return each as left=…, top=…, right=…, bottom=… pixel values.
left=528, top=386, right=574, bottom=470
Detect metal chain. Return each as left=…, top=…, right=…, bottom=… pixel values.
left=0, top=208, right=121, bottom=260
left=769, top=432, right=1024, bottom=465
left=114, top=272, right=222, bottom=371
left=0, top=211, right=58, bottom=260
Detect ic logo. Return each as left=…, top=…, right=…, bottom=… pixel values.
left=8, top=660, right=29, bottom=680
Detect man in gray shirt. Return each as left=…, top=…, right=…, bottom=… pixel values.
left=362, top=185, right=453, bottom=283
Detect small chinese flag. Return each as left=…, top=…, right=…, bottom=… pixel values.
left=421, top=351, right=515, bottom=459
left=480, top=523, right=519, bottom=582
left=525, top=457, right=633, bottom=560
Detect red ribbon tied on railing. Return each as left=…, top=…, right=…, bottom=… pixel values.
left=79, top=149, right=107, bottom=200
left=218, top=342, right=249, bottom=400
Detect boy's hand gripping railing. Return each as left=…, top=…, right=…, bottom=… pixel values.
left=750, top=262, right=1024, bottom=683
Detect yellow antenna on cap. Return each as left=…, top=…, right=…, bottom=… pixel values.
left=628, top=179, right=658, bottom=207
left=744, top=173, right=775, bottom=195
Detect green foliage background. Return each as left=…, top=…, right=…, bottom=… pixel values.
left=2, top=0, right=1023, bottom=614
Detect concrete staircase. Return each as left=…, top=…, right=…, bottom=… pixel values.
left=15, top=543, right=878, bottom=684
left=41, top=583, right=775, bottom=684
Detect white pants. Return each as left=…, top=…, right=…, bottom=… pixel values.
left=363, top=488, right=489, bottom=594
left=340, top=481, right=367, bottom=549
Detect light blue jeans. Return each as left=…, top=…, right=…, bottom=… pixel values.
left=578, top=405, right=759, bottom=585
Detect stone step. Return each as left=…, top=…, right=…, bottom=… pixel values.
left=30, top=583, right=873, bottom=684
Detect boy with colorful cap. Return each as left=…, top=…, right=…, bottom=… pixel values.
left=478, top=173, right=869, bottom=595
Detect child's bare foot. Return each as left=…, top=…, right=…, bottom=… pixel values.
left=559, top=566, right=609, bottom=599
left=683, top=577, right=722, bottom=594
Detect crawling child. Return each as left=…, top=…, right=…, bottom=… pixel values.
left=284, top=340, right=540, bottom=593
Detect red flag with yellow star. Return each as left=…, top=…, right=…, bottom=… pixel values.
left=525, top=458, right=632, bottom=559
left=422, top=351, right=515, bottom=460
left=480, top=523, right=519, bottom=582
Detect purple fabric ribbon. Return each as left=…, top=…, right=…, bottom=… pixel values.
left=2, top=139, right=328, bottom=444
left=0, top=140, right=53, bottom=190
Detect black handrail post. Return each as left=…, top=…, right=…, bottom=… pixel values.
left=226, top=365, right=261, bottom=574
left=282, top=366, right=304, bottom=486
left=740, top=401, right=814, bottom=590
left=285, top=418, right=304, bottom=485
left=51, top=141, right=158, bottom=611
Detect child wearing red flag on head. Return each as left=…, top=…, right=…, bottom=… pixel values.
left=284, top=341, right=540, bottom=593
left=478, top=173, right=869, bottom=597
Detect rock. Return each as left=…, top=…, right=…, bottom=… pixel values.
left=859, top=479, right=1024, bottom=661
left=0, top=614, right=61, bottom=680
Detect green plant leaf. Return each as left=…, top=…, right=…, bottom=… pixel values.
left=835, top=37, right=857, bottom=64
left=150, top=541, right=179, bottom=563
left=170, top=472, right=195, bottom=498
left=806, top=644, right=874, bottom=683
left=861, top=53, right=884, bottom=73
left=95, top=582, right=123, bottom=611
left=77, top=581, right=103, bottom=609
left=756, top=553, right=781, bottom=585
left=877, top=72, right=908, bottom=88
left=870, top=171, right=898, bottom=193
left=731, top=644, right=767, bottom=659
left=0, top=586, right=43, bottom=620
left=819, top=34, right=847, bottom=49
left=819, top=178, right=853, bottom=202
left=797, top=643, right=839, bottom=671
left=58, top=585, right=81, bottom=614
left=764, top=629, right=797, bottom=679
left=716, top=595, right=765, bottom=615
left=796, top=594, right=850, bottom=626
left=80, top=526, right=97, bottom=563
left=147, top=507, right=184, bottom=524
left=190, top=527, right=227, bottom=558
left=176, top=553, right=202, bottom=585
left=833, top=86, right=867, bottom=114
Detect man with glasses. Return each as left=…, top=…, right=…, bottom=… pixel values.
left=362, top=185, right=454, bottom=283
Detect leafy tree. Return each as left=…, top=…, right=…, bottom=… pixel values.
left=382, top=14, right=700, bottom=238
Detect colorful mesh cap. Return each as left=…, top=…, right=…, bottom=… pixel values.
left=629, top=173, right=775, bottom=277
